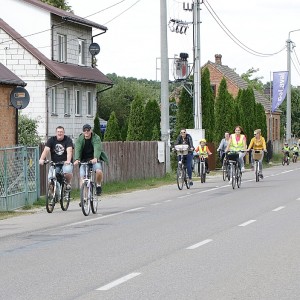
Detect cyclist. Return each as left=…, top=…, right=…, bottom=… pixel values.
left=39, top=126, right=73, bottom=191
left=217, top=131, right=230, bottom=165
left=291, top=142, right=299, bottom=159
left=282, top=142, right=290, bottom=162
left=74, top=124, right=109, bottom=199
left=175, top=128, right=194, bottom=185
left=195, top=138, right=212, bottom=174
left=225, top=125, right=247, bottom=172
left=247, top=129, right=266, bottom=177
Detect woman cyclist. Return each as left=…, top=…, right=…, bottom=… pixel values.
left=225, top=125, right=247, bottom=172
left=247, top=129, right=267, bottom=178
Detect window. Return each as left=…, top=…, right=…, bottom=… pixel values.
left=51, top=87, right=57, bottom=114
left=64, top=88, right=70, bottom=115
left=58, top=34, right=67, bottom=62
left=211, top=84, right=217, bottom=97
left=78, top=39, right=85, bottom=65
left=87, top=91, right=93, bottom=115
left=75, top=90, right=82, bottom=115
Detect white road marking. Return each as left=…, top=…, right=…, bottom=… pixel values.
left=164, top=199, right=173, bottom=203
left=272, top=206, right=285, bottom=212
left=96, top=272, right=141, bottom=291
left=186, top=239, right=213, bottom=250
left=238, top=220, right=256, bottom=227
left=151, top=203, right=162, bottom=206
left=66, top=207, right=145, bottom=226
left=296, top=198, right=300, bottom=201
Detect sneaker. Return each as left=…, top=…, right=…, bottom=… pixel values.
left=96, top=185, right=102, bottom=196
left=206, top=169, right=210, bottom=174
left=189, top=180, right=193, bottom=186
left=259, top=173, right=264, bottom=179
left=66, top=184, right=71, bottom=191
left=241, top=167, right=245, bottom=172
left=79, top=199, right=86, bottom=207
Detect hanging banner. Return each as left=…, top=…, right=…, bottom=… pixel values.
left=272, top=71, right=288, bottom=112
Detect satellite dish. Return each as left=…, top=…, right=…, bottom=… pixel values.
left=10, top=86, right=30, bottom=109
left=89, top=43, right=100, bottom=56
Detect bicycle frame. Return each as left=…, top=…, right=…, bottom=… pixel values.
left=199, top=155, right=206, bottom=183
left=174, top=145, right=190, bottom=190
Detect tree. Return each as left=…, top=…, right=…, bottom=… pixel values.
left=18, top=114, right=41, bottom=146
left=241, top=67, right=264, bottom=93
left=175, top=88, right=194, bottom=137
left=93, top=113, right=102, bottom=137
left=201, top=68, right=215, bottom=142
left=255, top=103, right=267, bottom=138
left=144, top=99, right=161, bottom=141
left=41, top=0, right=72, bottom=11
left=126, top=94, right=145, bottom=141
left=104, top=111, right=121, bottom=141
left=151, top=124, right=160, bottom=141
left=214, top=78, right=235, bottom=143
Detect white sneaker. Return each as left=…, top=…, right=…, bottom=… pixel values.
left=241, top=167, right=245, bottom=172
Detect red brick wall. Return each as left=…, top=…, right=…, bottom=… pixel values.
left=0, top=86, right=16, bottom=147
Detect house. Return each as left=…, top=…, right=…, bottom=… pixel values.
left=202, top=54, right=280, bottom=141
left=0, top=0, right=113, bottom=142
left=0, top=63, right=27, bottom=147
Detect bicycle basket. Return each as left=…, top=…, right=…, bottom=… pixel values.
left=252, top=151, right=263, bottom=161
left=226, top=152, right=239, bottom=161
left=175, top=144, right=189, bottom=155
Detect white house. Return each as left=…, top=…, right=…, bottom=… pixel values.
left=0, top=0, right=113, bottom=141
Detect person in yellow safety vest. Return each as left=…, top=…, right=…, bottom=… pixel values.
left=225, top=125, right=247, bottom=172
left=282, top=142, right=290, bottom=160
left=291, top=142, right=299, bottom=157
left=195, top=139, right=212, bottom=174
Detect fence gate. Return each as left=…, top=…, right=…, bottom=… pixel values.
left=0, top=146, right=39, bottom=211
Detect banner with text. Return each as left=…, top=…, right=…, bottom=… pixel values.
left=272, top=71, right=289, bottom=112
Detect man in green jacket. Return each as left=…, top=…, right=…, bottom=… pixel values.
left=74, top=124, right=108, bottom=196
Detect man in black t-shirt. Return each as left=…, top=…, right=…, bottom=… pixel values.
left=39, top=126, right=73, bottom=190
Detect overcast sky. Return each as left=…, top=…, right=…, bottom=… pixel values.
left=68, top=0, right=300, bottom=85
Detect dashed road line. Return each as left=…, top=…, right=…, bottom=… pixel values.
left=238, top=220, right=256, bottom=227
left=272, top=206, right=285, bottom=212
left=186, top=239, right=213, bottom=250
left=96, top=272, right=141, bottom=291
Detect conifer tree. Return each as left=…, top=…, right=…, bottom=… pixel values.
left=151, top=124, right=160, bottom=141
left=255, top=103, right=267, bottom=138
left=144, top=99, right=161, bottom=141
left=104, top=111, right=121, bottom=141
left=126, top=94, right=145, bottom=141
left=201, top=68, right=215, bottom=142
left=93, top=113, right=102, bottom=137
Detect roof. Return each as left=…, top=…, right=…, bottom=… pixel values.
left=0, top=19, right=113, bottom=85
left=204, top=61, right=271, bottom=111
left=0, top=63, right=26, bottom=86
left=21, top=0, right=107, bottom=31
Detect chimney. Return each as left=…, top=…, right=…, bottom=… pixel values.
left=215, top=54, right=222, bottom=65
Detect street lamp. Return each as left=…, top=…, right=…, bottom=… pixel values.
left=286, top=29, right=300, bottom=141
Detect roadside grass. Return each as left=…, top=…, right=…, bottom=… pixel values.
left=0, top=155, right=284, bottom=220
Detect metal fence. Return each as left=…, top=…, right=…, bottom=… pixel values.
left=0, top=146, right=39, bottom=211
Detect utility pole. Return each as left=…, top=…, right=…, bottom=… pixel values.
left=286, top=37, right=292, bottom=141
left=160, top=0, right=171, bottom=172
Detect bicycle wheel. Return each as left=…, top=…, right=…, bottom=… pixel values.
left=255, top=161, right=259, bottom=182
left=184, top=168, right=190, bottom=189
left=231, top=164, right=236, bottom=189
left=222, top=160, right=227, bottom=181
left=237, top=167, right=242, bottom=188
left=282, top=157, right=286, bottom=166
left=46, top=181, right=56, bottom=213
left=60, top=182, right=70, bottom=211
left=80, top=182, right=90, bottom=216
left=91, top=184, right=99, bottom=214
left=176, top=166, right=184, bottom=190
left=200, top=162, right=205, bottom=183
left=287, top=157, right=290, bottom=165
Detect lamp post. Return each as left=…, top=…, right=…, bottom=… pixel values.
left=286, top=29, right=300, bottom=141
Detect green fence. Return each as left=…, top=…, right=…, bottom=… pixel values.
left=0, top=146, right=39, bottom=211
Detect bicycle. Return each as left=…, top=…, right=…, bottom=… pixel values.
left=282, top=152, right=290, bottom=166
left=226, top=151, right=244, bottom=189
left=192, top=152, right=200, bottom=177
left=292, top=151, right=298, bottom=163
left=252, top=150, right=265, bottom=182
left=79, top=161, right=100, bottom=216
left=174, top=145, right=191, bottom=190
left=222, top=156, right=230, bottom=182
left=44, top=161, right=71, bottom=213
left=199, top=155, right=207, bottom=183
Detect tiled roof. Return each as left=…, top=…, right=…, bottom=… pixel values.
left=0, top=62, right=26, bottom=86
left=0, top=19, right=113, bottom=85
left=206, top=61, right=272, bottom=111
left=22, top=0, right=107, bottom=31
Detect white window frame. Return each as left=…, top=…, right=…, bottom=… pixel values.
left=51, top=87, right=57, bottom=114
left=58, top=34, right=67, bottom=62
left=87, top=91, right=93, bottom=116
left=78, top=39, right=85, bottom=65
left=75, top=90, right=82, bottom=115
left=64, top=88, right=70, bottom=115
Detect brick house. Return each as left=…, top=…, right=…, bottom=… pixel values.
left=0, top=0, right=113, bottom=142
left=202, top=54, right=280, bottom=141
left=0, top=63, right=27, bottom=147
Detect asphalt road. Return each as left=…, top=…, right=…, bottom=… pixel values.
left=0, top=163, right=299, bottom=300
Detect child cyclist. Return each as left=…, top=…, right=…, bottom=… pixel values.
left=195, top=139, right=212, bottom=174
left=282, top=142, right=290, bottom=161
left=291, top=142, right=299, bottom=161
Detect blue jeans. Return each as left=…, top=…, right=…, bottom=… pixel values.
left=178, top=153, right=193, bottom=179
